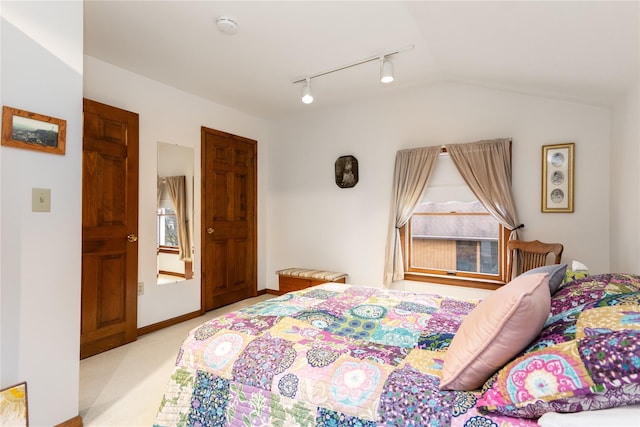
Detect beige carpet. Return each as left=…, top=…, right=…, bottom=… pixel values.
left=79, top=283, right=491, bottom=426
left=79, top=294, right=274, bottom=427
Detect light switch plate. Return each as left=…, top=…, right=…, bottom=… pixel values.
left=32, top=188, right=51, bottom=212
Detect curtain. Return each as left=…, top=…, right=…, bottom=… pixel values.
left=157, top=176, right=163, bottom=208
left=165, top=175, right=192, bottom=262
left=446, top=138, right=521, bottom=278
left=383, top=146, right=440, bottom=285
left=446, top=138, right=519, bottom=231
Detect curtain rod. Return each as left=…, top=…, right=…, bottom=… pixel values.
left=439, top=138, right=513, bottom=152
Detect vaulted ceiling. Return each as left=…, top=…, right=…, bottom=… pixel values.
left=84, top=1, right=639, bottom=119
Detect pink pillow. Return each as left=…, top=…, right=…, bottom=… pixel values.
left=439, top=272, right=551, bottom=391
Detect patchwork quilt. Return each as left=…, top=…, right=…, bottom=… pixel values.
left=154, top=283, right=536, bottom=426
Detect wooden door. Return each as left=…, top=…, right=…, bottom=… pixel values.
left=201, top=127, right=257, bottom=311
left=81, top=99, right=139, bottom=359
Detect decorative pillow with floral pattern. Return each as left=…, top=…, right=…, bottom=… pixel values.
left=476, top=274, right=640, bottom=419
left=563, top=268, right=590, bottom=284
left=562, top=260, right=590, bottom=284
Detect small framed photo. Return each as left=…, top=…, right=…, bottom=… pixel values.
left=335, top=155, right=358, bottom=188
left=542, top=142, right=574, bottom=212
left=0, top=382, right=28, bottom=426
left=2, top=106, right=66, bottom=155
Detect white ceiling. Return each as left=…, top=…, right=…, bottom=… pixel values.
left=84, top=1, right=639, bottom=120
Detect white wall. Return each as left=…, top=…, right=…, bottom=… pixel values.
left=85, top=54, right=632, bottom=333
left=0, top=1, right=83, bottom=425
left=84, top=56, right=270, bottom=328
left=267, top=82, right=612, bottom=289
left=610, top=80, right=640, bottom=273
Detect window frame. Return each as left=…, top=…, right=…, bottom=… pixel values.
left=158, top=245, right=179, bottom=254
left=400, top=218, right=509, bottom=289
left=156, top=208, right=179, bottom=249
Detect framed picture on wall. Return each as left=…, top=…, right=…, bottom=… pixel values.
left=2, top=106, right=66, bottom=155
left=0, top=382, right=28, bottom=427
left=542, top=142, right=574, bottom=212
left=335, top=155, right=359, bottom=188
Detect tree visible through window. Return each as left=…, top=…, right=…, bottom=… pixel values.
left=157, top=207, right=178, bottom=247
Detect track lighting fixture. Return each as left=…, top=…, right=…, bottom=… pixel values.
left=293, top=44, right=413, bottom=105
left=380, top=56, right=394, bottom=83
left=301, top=78, right=314, bottom=104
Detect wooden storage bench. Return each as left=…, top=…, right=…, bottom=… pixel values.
left=276, top=268, right=348, bottom=294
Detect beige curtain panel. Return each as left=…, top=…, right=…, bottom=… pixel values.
left=383, top=146, right=440, bottom=285
left=447, top=139, right=521, bottom=279
left=383, top=138, right=520, bottom=285
left=157, top=176, right=163, bottom=207
left=446, top=138, right=520, bottom=233
left=165, top=175, right=192, bottom=262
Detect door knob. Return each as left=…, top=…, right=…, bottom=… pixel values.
left=127, top=234, right=138, bottom=243
left=207, top=228, right=214, bottom=234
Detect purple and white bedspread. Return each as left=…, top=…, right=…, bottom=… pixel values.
left=154, top=283, right=535, bottom=426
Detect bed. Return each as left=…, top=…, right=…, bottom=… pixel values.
left=154, top=271, right=640, bottom=426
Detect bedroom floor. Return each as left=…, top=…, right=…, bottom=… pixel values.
left=79, top=294, right=274, bottom=426
left=78, top=282, right=492, bottom=426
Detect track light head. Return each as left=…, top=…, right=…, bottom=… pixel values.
left=301, top=78, right=314, bottom=104
left=380, top=57, right=394, bottom=83
left=293, top=45, right=412, bottom=103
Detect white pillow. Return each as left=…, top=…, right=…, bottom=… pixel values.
left=571, top=260, right=589, bottom=271
left=537, top=404, right=640, bottom=427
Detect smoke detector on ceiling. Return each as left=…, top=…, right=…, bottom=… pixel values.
left=216, top=16, right=238, bottom=35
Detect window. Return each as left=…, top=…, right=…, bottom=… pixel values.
left=402, top=153, right=508, bottom=284
left=157, top=206, right=178, bottom=248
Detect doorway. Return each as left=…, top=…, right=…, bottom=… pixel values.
left=201, top=127, right=257, bottom=311
left=81, top=99, right=139, bottom=359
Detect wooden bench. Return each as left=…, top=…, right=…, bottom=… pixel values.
left=276, top=268, right=348, bottom=294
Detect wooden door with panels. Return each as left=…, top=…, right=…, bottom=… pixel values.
left=201, top=127, right=257, bottom=311
left=81, top=98, right=139, bottom=359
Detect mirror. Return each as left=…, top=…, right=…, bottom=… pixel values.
left=157, top=142, right=194, bottom=284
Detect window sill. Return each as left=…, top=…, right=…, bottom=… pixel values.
left=403, top=272, right=505, bottom=290
left=158, top=246, right=179, bottom=254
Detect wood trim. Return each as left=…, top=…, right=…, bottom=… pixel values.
left=158, top=270, right=186, bottom=278
left=402, top=223, right=510, bottom=284
left=403, top=272, right=502, bottom=290
left=137, top=310, right=202, bottom=336
left=55, top=415, right=82, bottom=427
left=157, top=248, right=192, bottom=279
left=139, top=292, right=269, bottom=337
left=265, top=288, right=282, bottom=296
left=185, top=260, right=193, bottom=279
left=158, top=246, right=179, bottom=254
